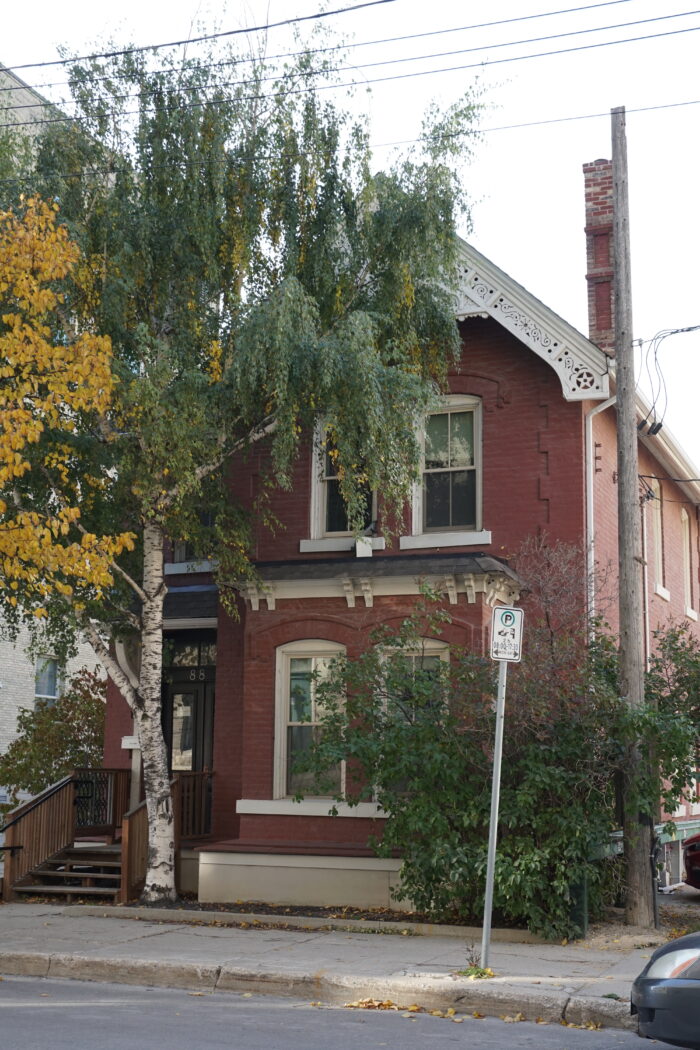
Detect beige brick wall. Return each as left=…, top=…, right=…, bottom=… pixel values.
left=0, top=626, right=104, bottom=759
left=0, top=67, right=51, bottom=135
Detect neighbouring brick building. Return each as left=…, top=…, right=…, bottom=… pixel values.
left=101, top=159, right=700, bottom=905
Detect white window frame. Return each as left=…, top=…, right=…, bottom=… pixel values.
left=400, top=395, right=490, bottom=550
left=34, top=655, right=61, bottom=702
left=301, top=423, right=385, bottom=553
left=651, top=479, right=670, bottom=601
left=273, top=639, right=346, bottom=800
left=681, top=509, right=697, bottom=620
left=382, top=638, right=450, bottom=720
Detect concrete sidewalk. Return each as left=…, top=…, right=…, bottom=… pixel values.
left=0, top=902, right=665, bottom=1031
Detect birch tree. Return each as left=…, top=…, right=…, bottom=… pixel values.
left=4, top=40, right=481, bottom=902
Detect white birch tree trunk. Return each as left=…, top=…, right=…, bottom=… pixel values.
left=134, top=520, right=176, bottom=902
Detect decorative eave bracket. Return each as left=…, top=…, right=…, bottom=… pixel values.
left=455, top=240, right=610, bottom=402
left=242, top=568, right=521, bottom=611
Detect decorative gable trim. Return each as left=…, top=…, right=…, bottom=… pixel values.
left=455, top=240, right=610, bottom=402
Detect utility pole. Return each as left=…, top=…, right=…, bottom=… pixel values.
left=612, top=105, right=654, bottom=928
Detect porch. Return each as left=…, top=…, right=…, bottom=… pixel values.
left=0, top=768, right=212, bottom=902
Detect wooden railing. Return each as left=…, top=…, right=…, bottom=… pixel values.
left=1, top=768, right=211, bottom=903
left=0, top=768, right=130, bottom=901
left=178, top=772, right=212, bottom=840
left=119, top=771, right=212, bottom=903
left=1, top=776, right=76, bottom=901
left=119, top=797, right=149, bottom=904
left=73, top=768, right=131, bottom=838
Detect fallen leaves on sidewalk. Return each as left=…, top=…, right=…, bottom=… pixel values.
left=559, top=1019, right=602, bottom=1030
left=344, top=999, right=463, bottom=1022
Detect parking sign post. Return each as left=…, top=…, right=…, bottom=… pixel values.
left=481, top=607, right=524, bottom=970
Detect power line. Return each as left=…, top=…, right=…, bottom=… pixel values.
left=2, top=96, right=699, bottom=190
left=374, top=97, right=700, bottom=146
left=641, top=474, right=700, bottom=485
left=0, top=0, right=637, bottom=97
left=3, top=1, right=397, bottom=73
left=3, top=22, right=700, bottom=134
left=5, top=7, right=697, bottom=118
left=636, top=325, right=700, bottom=435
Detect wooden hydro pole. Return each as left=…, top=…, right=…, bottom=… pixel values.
left=611, top=105, right=655, bottom=928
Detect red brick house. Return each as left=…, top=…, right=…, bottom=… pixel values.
left=101, top=160, right=700, bottom=906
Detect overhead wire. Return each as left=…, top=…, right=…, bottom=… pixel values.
left=3, top=21, right=700, bottom=134
left=4, top=7, right=699, bottom=119
left=3, top=0, right=398, bottom=72
left=2, top=96, right=700, bottom=189
left=636, top=326, right=700, bottom=435
left=0, top=0, right=640, bottom=97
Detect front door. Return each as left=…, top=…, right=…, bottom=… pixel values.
left=166, top=681, right=215, bottom=772
left=162, top=630, right=216, bottom=774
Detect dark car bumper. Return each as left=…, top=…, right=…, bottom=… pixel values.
left=632, top=975, right=700, bottom=1049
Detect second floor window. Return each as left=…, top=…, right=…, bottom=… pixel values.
left=35, top=656, right=60, bottom=702
left=423, top=403, right=478, bottom=531
left=319, top=443, right=373, bottom=536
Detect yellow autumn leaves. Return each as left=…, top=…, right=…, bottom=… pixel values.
left=0, top=197, right=135, bottom=608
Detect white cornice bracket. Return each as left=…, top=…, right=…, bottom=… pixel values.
left=455, top=240, right=610, bottom=403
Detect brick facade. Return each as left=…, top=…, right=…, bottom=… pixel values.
left=97, top=178, right=700, bottom=897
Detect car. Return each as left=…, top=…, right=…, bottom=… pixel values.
left=631, top=931, right=700, bottom=1049
left=683, top=833, right=700, bottom=890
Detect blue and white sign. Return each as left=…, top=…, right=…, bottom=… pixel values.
left=490, top=606, right=524, bottom=662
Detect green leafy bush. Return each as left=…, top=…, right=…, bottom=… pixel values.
left=295, top=545, right=699, bottom=939
left=0, top=667, right=105, bottom=813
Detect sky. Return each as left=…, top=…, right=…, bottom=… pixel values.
left=2, top=0, right=699, bottom=467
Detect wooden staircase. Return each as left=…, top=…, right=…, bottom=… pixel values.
left=12, top=844, right=122, bottom=901
left=1, top=768, right=211, bottom=903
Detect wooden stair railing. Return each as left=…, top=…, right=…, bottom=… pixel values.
left=1, top=769, right=211, bottom=903
left=119, top=771, right=212, bottom=903
left=0, top=768, right=130, bottom=902
left=1, top=775, right=76, bottom=902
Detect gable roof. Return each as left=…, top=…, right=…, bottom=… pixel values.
left=455, top=239, right=610, bottom=402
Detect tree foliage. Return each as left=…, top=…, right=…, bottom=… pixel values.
left=0, top=666, right=105, bottom=813
left=0, top=38, right=482, bottom=900
left=295, top=544, right=699, bottom=940
left=0, top=197, right=134, bottom=630
left=21, top=44, right=480, bottom=583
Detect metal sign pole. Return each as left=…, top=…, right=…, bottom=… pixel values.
left=480, top=657, right=508, bottom=970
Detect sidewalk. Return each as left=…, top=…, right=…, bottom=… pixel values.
left=0, top=901, right=672, bottom=1031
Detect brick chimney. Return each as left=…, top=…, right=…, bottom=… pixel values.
left=583, top=158, right=615, bottom=353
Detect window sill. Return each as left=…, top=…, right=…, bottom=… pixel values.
left=655, top=583, right=671, bottom=602
left=686, top=607, right=699, bottom=622
left=399, top=530, right=492, bottom=550
left=236, top=798, right=384, bottom=818
left=299, top=537, right=386, bottom=554
left=165, top=560, right=214, bottom=575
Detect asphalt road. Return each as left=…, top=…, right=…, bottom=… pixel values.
left=0, top=976, right=650, bottom=1050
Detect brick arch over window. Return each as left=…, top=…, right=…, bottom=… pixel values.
left=447, top=371, right=512, bottom=413
left=246, top=616, right=361, bottom=657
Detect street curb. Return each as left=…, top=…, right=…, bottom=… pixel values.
left=61, top=905, right=544, bottom=943
left=0, top=950, right=635, bottom=1031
